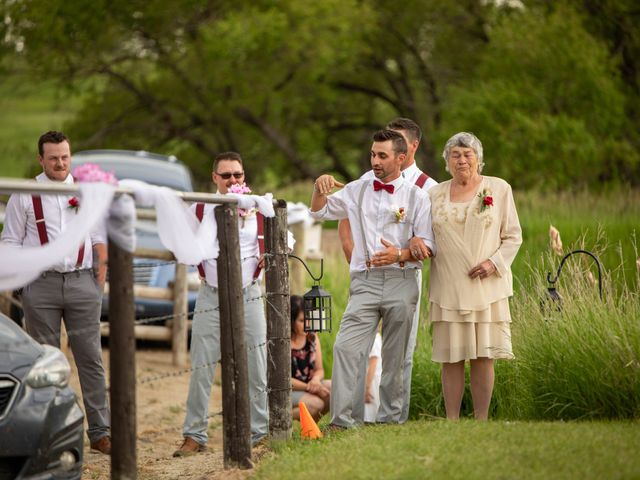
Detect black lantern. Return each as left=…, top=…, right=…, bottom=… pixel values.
left=303, top=285, right=332, bottom=333
left=289, top=255, right=332, bottom=333
left=543, top=249, right=603, bottom=312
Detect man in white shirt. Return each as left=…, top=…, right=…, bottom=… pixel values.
left=174, top=152, right=269, bottom=456
left=311, top=129, right=435, bottom=428
left=338, top=118, right=438, bottom=423
left=1, top=131, right=111, bottom=454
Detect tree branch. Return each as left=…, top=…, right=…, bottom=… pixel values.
left=334, top=81, right=403, bottom=111
left=233, top=107, right=319, bottom=179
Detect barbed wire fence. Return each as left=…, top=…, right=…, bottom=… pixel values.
left=0, top=180, right=295, bottom=477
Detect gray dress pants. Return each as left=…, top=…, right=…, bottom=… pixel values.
left=182, top=281, right=268, bottom=445
left=400, top=269, right=422, bottom=423
left=22, top=270, right=110, bottom=443
left=330, top=269, right=419, bottom=428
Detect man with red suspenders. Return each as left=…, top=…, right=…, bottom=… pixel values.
left=338, top=118, right=438, bottom=424
left=1, top=131, right=111, bottom=454
left=174, top=152, right=270, bottom=456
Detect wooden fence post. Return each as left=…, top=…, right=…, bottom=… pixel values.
left=265, top=200, right=292, bottom=441
left=172, top=262, right=189, bottom=367
left=108, top=239, right=137, bottom=480
left=215, top=204, right=252, bottom=469
left=289, top=221, right=306, bottom=294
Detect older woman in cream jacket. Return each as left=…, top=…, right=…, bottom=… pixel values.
left=414, top=132, right=522, bottom=420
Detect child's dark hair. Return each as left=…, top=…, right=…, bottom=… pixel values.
left=290, top=295, right=304, bottom=333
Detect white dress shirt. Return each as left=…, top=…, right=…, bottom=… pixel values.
left=1, top=173, right=104, bottom=272
left=190, top=203, right=261, bottom=288
left=361, top=162, right=439, bottom=191
left=310, top=176, right=435, bottom=272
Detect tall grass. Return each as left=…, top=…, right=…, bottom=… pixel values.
left=304, top=189, right=640, bottom=421
left=494, top=246, right=640, bottom=420
left=411, top=242, right=640, bottom=420
left=512, top=189, right=640, bottom=288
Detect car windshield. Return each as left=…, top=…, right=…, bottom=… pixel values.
left=72, top=153, right=194, bottom=192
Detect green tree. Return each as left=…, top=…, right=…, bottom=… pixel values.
left=3, top=0, right=375, bottom=183
left=435, top=5, right=638, bottom=188
left=3, top=0, right=505, bottom=184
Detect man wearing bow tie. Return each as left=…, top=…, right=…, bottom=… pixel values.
left=340, top=117, right=438, bottom=424
left=310, top=129, right=435, bottom=428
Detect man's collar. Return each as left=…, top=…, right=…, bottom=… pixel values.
left=402, top=162, right=419, bottom=177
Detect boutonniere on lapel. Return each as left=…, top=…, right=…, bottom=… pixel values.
left=229, top=183, right=257, bottom=227
left=391, top=205, right=406, bottom=223
left=67, top=197, right=80, bottom=213
left=477, top=189, right=493, bottom=213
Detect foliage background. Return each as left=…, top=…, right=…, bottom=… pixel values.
left=1, top=0, right=639, bottom=189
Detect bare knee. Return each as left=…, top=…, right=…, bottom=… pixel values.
left=302, top=395, right=325, bottom=420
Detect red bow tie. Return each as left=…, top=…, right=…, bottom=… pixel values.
left=373, top=180, right=394, bottom=194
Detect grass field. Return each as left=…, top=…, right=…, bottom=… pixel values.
left=255, top=420, right=640, bottom=480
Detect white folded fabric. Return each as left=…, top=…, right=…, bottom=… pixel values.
left=0, top=179, right=289, bottom=291
left=0, top=182, right=115, bottom=290
left=119, top=179, right=218, bottom=265
left=227, top=192, right=276, bottom=217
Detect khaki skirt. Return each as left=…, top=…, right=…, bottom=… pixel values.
left=429, top=298, right=514, bottom=363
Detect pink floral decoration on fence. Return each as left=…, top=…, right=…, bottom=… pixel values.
left=72, top=163, right=118, bottom=185
left=228, top=183, right=253, bottom=218
left=228, top=183, right=252, bottom=195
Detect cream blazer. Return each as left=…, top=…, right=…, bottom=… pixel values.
left=428, top=176, right=522, bottom=312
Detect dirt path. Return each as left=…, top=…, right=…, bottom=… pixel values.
left=63, top=230, right=340, bottom=478
left=68, top=347, right=263, bottom=480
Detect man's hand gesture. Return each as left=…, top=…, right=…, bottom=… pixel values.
left=314, top=175, right=344, bottom=196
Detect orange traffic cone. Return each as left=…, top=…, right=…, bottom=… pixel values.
left=299, top=401, right=323, bottom=439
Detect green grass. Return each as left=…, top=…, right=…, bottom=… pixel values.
left=256, top=420, right=640, bottom=480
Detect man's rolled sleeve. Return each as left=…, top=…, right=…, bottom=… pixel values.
left=309, top=188, right=349, bottom=221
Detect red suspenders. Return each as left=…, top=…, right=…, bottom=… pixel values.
left=194, top=202, right=265, bottom=281
left=195, top=202, right=206, bottom=278
left=31, top=195, right=85, bottom=268
left=415, top=172, right=430, bottom=189
left=253, top=212, right=265, bottom=280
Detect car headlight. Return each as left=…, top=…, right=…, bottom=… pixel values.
left=25, top=345, right=71, bottom=388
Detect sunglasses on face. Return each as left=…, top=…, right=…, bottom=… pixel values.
left=216, top=171, right=244, bottom=179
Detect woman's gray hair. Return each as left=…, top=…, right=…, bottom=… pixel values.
left=442, top=132, right=485, bottom=173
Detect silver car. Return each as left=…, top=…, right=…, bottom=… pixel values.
left=0, top=313, right=84, bottom=479
left=72, top=150, right=199, bottom=324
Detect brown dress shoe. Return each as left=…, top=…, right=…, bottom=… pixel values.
left=90, top=436, right=112, bottom=455
left=173, top=437, right=207, bottom=457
